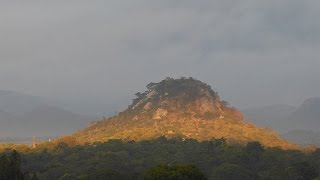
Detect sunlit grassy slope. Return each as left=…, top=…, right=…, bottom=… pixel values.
left=71, top=77, right=300, bottom=150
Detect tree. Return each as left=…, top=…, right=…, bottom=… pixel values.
left=221, top=101, right=229, bottom=107
left=54, top=142, right=69, bottom=152
left=285, top=161, right=318, bottom=180
left=147, top=82, right=158, bottom=90
left=0, top=151, right=26, bottom=180
left=23, top=173, right=39, bottom=180
left=8, top=150, right=22, bottom=180
left=141, top=164, right=207, bottom=180
left=59, top=173, right=76, bottom=180
left=211, top=163, right=256, bottom=180
left=87, top=169, right=123, bottom=180
left=245, top=142, right=264, bottom=163
left=0, top=153, right=9, bottom=180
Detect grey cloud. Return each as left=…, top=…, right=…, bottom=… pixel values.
left=0, top=0, right=319, bottom=112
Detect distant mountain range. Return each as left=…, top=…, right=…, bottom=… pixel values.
left=0, top=90, right=97, bottom=138
left=0, top=90, right=44, bottom=115
left=243, top=104, right=296, bottom=133
left=282, top=130, right=320, bottom=147
left=243, top=98, right=320, bottom=146
left=288, top=98, right=320, bottom=131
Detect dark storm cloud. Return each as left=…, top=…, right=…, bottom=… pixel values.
left=0, top=0, right=319, bottom=111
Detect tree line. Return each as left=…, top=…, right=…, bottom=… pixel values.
left=2, top=137, right=320, bottom=179
left=0, top=150, right=37, bottom=180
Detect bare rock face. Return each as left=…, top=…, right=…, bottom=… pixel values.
left=153, top=108, right=168, bottom=120
left=143, top=102, right=152, bottom=111
left=128, top=77, right=228, bottom=119
left=71, top=77, right=301, bottom=150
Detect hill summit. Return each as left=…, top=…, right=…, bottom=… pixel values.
left=129, top=77, right=239, bottom=122
left=72, top=77, right=299, bottom=149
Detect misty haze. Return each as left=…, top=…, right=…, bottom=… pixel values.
left=1, top=1, right=320, bottom=180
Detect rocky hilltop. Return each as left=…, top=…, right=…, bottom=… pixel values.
left=72, top=77, right=299, bottom=150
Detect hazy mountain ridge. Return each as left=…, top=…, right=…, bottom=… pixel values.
left=244, top=98, right=320, bottom=132
left=282, top=130, right=320, bottom=147
left=0, top=91, right=97, bottom=138
left=282, top=98, right=320, bottom=146
left=71, top=78, right=299, bottom=150
left=0, top=90, right=45, bottom=115
left=243, top=98, right=320, bottom=146
left=0, top=106, right=96, bottom=138
left=243, top=104, right=296, bottom=133
left=20, top=106, right=95, bottom=137
left=288, top=97, right=320, bottom=131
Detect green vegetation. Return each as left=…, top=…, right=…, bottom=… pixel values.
left=129, top=77, right=219, bottom=113
left=195, top=111, right=218, bottom=120
left=141, top=164, right=207, bottom=180
left=152, top=77, right=218, bottom=102
left=0, top=150, right=38, bottom=180
left=0, top=78, right=316, bottom=179
left=1, top=137, right=320, bottom=180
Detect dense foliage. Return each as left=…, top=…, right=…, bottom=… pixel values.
left=0, top=150, right=37, bottom=180
left=141, top=164, right=207, bottom=180
left=151, top=77, right=219, bottom=102
left=130, top=77, right=219, bottom=112
left=1, top=137, right=319, bottom=180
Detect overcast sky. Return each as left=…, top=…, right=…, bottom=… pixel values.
left=1, top=0, right=320, bottom=111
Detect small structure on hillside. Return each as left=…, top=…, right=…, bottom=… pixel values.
left=32, top=136, right=39, bottom=149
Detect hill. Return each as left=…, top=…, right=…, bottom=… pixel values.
left=18, top=106, right=95, bottom=137
left=0, top=106, right=95, bottom=138
left=0, top=90, right=44, bottom=115
left=282, top=130, right=320, bottom=147
left=288, top=97, right=320, bottom=132
left=243, top=98, right=320, bottom=134
left=71, top=77, right=299, bottom=150
left=243, top=104, right=296, bottom=133
left=0, top=90, right=97, bottom=138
